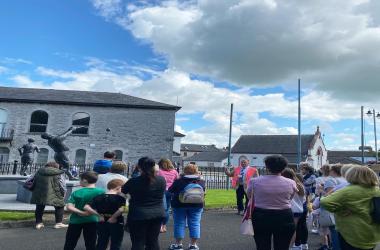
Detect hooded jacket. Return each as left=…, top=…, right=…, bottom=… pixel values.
left=31, top=167, right=65, bottom=207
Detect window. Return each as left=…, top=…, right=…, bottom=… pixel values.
left=184, top=152, right=187, bottom=157
left=0, top=147, right=9, bottom=164
left=208, top=162, right=215, bottom=167
left=0, top=109, right=7, bottom=133
left=75, top=149, right=86, bottom=165
left=30, top=110, right=48, bottom=132
left=36, top=148, right=49, bottom=165
left=114, top=150, right=123, bottom=161
left=72, top=112, right=90, bottom=135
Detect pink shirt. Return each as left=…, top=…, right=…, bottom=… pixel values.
left=249, top=175, right=297, bottom=210
left=158, top=169, right=179, bottom=190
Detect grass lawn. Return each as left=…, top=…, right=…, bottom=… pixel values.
left=0, top=211, right=34, bottom=221
left=205, top=189, right=236, bottom=209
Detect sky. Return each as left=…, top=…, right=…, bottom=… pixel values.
left=1, top=0, right=380, bottom=150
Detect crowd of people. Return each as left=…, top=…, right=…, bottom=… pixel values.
left=28, top=151, right=380, bottom=250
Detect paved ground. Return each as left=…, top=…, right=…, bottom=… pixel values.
left=0, top=194, right=55, bottom=211
left=0, top=210, right=322, bottom=250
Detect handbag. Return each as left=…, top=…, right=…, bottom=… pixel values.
left=23, top=174, right=35, bottom=191
left=240, top=187, right=254, bottom=236
left=319, top=208, right=335, bottom=227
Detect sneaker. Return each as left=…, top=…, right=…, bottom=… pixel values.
left=301, top=244, right=309, bottom=250
left=53, top=223, right=68, bottom=229
left=169, top=244, right=184, bottom=250
left=188, top=245, right=199, bottom=250
left=35, top=223, right=44, bottom=230
left=311, top=228, right=319, bottom=234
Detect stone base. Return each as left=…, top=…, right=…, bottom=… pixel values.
left=16, top=180, right=81, bottom=203
left=0, top=175, right=28, bottom=194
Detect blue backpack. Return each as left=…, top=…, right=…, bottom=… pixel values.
left=179, top=183, right=205, bottom=204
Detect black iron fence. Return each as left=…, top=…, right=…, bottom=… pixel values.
left=0, top=162, right=266, bottom=190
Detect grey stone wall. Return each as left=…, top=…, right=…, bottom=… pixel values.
left=0, top=102, right=176, bottom=165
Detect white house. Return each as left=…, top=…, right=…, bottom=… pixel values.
left=231, top=127, right=327, bottom=169
left=180, top=144, right=220, bottom=158
left=183, top=151, right=228, bottom=168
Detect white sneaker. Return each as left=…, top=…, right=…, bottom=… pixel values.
left=301, top=244, right=309, bottom=250
left=35, top=223, right=44, bottom=230
left=53, top=223, right=68, bottom=229
left=311, top=229, right=318, bottom=234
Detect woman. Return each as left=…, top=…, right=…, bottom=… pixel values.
left=300, top=163, right=316, bottom=195
left=321, top=165, right=380, bottom=250
left=30, top=161, right=67, bottom=229
left=158, top=158, right=179, bottom=233
left=168, top=164, right=205, bottom=250
left=282, top=168, right=306, bottom=249
left=121, top=157, right=165, bottom=250
left=247, top=155, right=297, bottom=250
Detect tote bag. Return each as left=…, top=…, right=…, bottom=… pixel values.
left=240, top=190, right=254, bottom=236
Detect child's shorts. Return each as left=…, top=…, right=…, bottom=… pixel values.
left=293, top=213, right=303, bottom=218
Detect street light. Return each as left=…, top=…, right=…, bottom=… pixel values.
left=366, top=109, right=379, bottom=163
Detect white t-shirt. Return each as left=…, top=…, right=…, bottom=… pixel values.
left=96, top=173, right=128, bottom=191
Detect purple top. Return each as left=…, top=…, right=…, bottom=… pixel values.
left=248, top=175, right=297, bottom=210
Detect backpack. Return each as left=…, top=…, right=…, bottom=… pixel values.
left=23, top=174, right=35, bottom=191
left=179, top=182, right=205, bottom=204
left=372, top=197, right=380, bottom=223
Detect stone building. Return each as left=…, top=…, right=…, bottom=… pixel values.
left=0, top=86, right=180, bottom=165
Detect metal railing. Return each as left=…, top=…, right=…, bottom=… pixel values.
left=0, top=129, right=14, bottom=141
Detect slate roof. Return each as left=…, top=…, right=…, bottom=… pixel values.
left=0, top=86, right=180, bottom=110
left=327, top=150, right=374, bottom=158
left=183, top=151, right=228, bottom=162
left=181, top=144, right=221, bottom=152
left=231, top=135, right=315, bottom=154
left=174, top=131, right=186, bottom=137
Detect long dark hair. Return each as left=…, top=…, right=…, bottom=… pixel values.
left=139, top=157, right=156, bottom=184
left=282, top=168, right=305, bottom=196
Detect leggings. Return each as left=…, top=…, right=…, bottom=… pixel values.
left=295, top=210, right=308, bottom=246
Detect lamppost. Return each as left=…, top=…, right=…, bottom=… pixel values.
left=366, top=109, right=380, bottom=163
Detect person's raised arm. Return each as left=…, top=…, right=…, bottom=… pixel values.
left=224, top=167, right=234, bottom=177
left=58, top=127, right=74, bottom=139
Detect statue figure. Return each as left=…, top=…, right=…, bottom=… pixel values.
left=41, top=127, right=76, bottom=180
left=18, top=138, right=40, bottom=176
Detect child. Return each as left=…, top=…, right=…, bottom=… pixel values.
left=84, top=179, right=127, bottom=250
left=63, top=171, right=105, bottom=250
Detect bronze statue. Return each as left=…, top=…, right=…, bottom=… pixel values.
left=18, top=138, right=40, bottom=176
left=41, top=127, right=76, bottom=180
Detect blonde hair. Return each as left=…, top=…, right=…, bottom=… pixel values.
left=111, top=161, right=127, bottom=174
left=158, top=158, right=174, bottom=171
left=183, top=164, right=199, bottom=175
left=345, top=165, right=379, bottom=187
left=341, top=164, right=355, bottom=178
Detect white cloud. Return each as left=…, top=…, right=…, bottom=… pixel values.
left=91, top=0, right=380, bottom=101
left=0, top=66, right=8, bottom=74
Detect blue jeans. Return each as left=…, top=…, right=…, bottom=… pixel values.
left=163, top=191, right=172, bottom=225
left=173, top=207, right=203, bottom=239
left=329, top=226, right=341, bottom=250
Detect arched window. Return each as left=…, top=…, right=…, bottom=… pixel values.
left=72, top=112, right=90, bottom=135
left=30, top=110, right=48, bottom=132
left=0, top=109, right=7, bottom=133
left=36, top=148, right=49, bottom=165
left=114, top=150, right=123, bottom=161
left=0, top=147, right=9, bottom=164
left=75, top=149, right=86, bottom=165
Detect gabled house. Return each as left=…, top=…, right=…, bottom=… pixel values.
left=183, top=151, right=228, bottom=168
left=327, top=150, right=372, bottom=165
left=231, top=127, right=327, bottom=169
left=180, top=143, right=221, bottom=158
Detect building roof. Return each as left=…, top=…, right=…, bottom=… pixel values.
left=231, top=135, right=315, bottom=154
left=174, top=131, right=186, bottom=137
left=0, top=86, right=180, bottom=111
left=183, top=151, right=228, bottom=162
left=327, top=150, right=374, bottom=158
left=181, top=143, right=221, bottom=152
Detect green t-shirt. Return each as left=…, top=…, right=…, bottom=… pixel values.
left=67, top=187, right=105, bottom=224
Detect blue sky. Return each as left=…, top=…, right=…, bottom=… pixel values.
left=1, top=0, right=380, bottom=150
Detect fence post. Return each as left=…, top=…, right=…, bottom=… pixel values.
left=12, top=160, right=18, bottom=175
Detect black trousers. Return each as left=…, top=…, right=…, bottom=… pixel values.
left=252, top=208, right=295, bottom=250
left=64, top=223, right=97, bottom=250
left=236, top=185, right=248, bottom=212
left=338, top=233, right=373, bottom=250
left=35, top=204, right=64, bottom=224
left=294, top=210, right=308, bottom=246
left=128, top=218, right=162, bottom=250
left=96, top=222, right=124, bottom=250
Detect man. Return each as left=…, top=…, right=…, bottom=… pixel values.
left=225, top=159, right=259, bottom=215
left=41, top=127, right=76, bottom=180
left=18, top=138, right=40, bottom=176
left=93, top=151, right=116, bottom=174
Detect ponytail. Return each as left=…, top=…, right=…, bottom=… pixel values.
left=139, top=157, right=156, bottom=184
